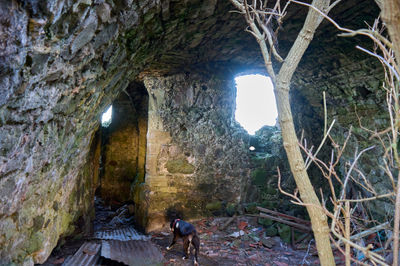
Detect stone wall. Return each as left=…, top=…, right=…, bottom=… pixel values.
left=140, top=73, right=252, bottom=231
left=0, top=0, right=256, bottom=263
left=0, top=1, right=135, bottom=263
left=101, top=94, right=137, bottom=203
left=100, top=82, right=148, bottom=204
left=289, top=2, right=393, bottom=218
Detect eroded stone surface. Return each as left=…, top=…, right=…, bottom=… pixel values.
left=0, top=1, right=258, bottom=263
left=100, top=87, right=148, bottom=203
left=141, top=74, right=252, bottom=231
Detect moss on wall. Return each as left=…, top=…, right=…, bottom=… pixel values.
left=166, top=159, right=195, bottom=174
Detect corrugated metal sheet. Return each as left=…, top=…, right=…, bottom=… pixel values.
left=94, top=226, right=150, bottom=241
left=101, top=240, right=164, bottom=266
left=62, top=242, right=101, bottom=266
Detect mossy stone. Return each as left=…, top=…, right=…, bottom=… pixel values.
left=206, top=201, right=222, bottom=211
left=32, top=215, right=44, bottom=232
left=226, top=203, right=237, bottom=217
left=25, top=232, right=44, bottom=254
left=278, top=225, right=291, bottom=243
left=260, top=200, right=277, bottom=209
left=258, top=217, right=273, bottom=227
left=265, top=186, right=278, bottom=195
left=265, top=226, right=278, bottom=237
left=251, top=168, right=268, bottom=187
left=166, top=159, right=195, bottom=174
left=244, top=202, right=258, bottom=214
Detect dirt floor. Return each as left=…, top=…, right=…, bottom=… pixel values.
left=151, top=216, right=330, bottom=266
left=40, top=198, right=348, bottom=265
left=43, top=216, right=330, bottom=266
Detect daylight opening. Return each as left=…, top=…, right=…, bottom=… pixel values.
left=101, top=105, right=112, bottom=127
left=235, top=74, right=278, bottom=135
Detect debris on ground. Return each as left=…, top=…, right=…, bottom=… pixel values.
left=62, top=242, right=101, bottom=265
left=152, top=216, right=323, bottom=266
left=43, top=197, right=163, bottom=266
left=42, top=200, right=356, bottom=265
left=100, top=239, right=163, bottom=265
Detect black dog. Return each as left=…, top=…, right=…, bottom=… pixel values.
left=166, top=219, right=200, bottom=265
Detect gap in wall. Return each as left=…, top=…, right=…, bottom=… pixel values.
left=235, top=74, right=278, bottom=135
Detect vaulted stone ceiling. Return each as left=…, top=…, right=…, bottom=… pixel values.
left=0, top=0, right=381, bottom=264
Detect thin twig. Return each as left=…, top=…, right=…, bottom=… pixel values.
left=356, top=46, right=400, bottom=81
left=323, top=91, right=327, bottom=137
left=305, top=119, right=336, bottom=169
left=301, top=239, right=313, bottom=266
left=339, top=146, right=376, bottom=202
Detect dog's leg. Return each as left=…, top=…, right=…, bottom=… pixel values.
left=187, top=235, right=193, bottom=255
left=193, top=235, right=200, bottom=265
left=182, top=237, right=190, bottom=260
left=166, top=234, right=177, bottom=250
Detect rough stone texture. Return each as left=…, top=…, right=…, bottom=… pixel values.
left=141, top=74, right=252, bottom=231
left=99, top=82, right=148, bottom=203
left=0, top=0, right=260, bottom=263
left=0, top=1, right=130, bottom=263
left=288, top=2, right=394, bottom=219
left=0, top=0, right=263, bottom=262
left=100, top=94, right=136, bottom=203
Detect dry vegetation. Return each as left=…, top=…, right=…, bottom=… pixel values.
left=230, top=0, right=400, bottom=265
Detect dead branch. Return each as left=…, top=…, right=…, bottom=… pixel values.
left=305, top=119, right=336, bottom=170
left=257, top=206, right=311, bottom=225
left=345, top=201, right=351, bottom=266
left=356, top=46, right=400, bottom=81
left=339, top=146, right=376, bottom=202
left=338, top=193, right=395, bottom=203
left=258, top=212, right=312, bottom=232
left=290, top=0, right=400, bottom=77
left=219, top=215, right=237, bottom=230
left=277, top=167, right=302, bottom=204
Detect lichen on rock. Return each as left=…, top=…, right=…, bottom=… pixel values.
left=166, top=158, right=195, bottom=174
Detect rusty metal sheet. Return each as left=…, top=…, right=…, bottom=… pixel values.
left=101, top=240, right=164, bottom=266
left=62, top=242, right=101, bottom=266
left=94, top=226, right=150, bottom=241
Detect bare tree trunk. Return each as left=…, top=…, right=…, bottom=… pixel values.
left=274, top=83, right=335, bottom=265
left=381, top=0, right=400, bottom=68
left=380, top=2, right=400, bottom=265
left=274, top=0, right=335, bottom=264
left=229, top=0, right=335, bottom=263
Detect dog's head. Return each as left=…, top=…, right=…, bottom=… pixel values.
left=170, top=218, right=180, bottom=232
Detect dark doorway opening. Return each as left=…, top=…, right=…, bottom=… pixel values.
left=98, top=81, right=148, bottom=204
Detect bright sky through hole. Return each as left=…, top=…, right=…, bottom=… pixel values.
left=235, top=74, right=278, bottom=135
left=101, top=105, right=112, bottom=126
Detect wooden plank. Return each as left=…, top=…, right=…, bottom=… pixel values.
left=257, top=206, right=311, bottom=225
left=259, top=213, right=312, bottom=232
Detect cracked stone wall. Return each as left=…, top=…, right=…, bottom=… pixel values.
left=99, top=81, right=148, bottom=204
left=0, top=1, right=134, bottom=263
left=0, top=0, right=257, bottom=263
left=140, top=73, right=252, bottom=232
